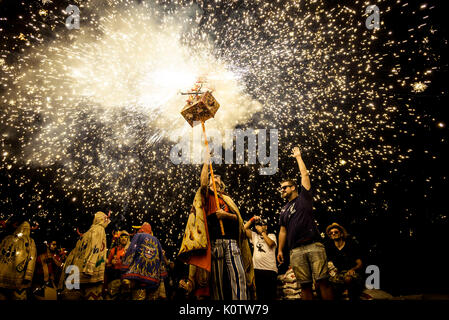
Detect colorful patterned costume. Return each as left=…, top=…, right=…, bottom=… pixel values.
left=121, top=223, right=167, bottom=300
left=59, top=211, right=110, bottom=300
left=178, top=187, right=256, bottom=300
left=0, top=222, right=37, bottom=300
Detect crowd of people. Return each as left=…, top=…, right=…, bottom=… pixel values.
left=0, top=146, right=366, bottom=300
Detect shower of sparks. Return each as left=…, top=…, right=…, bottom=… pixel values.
left=411, top=81, right=428, bottom=92
left=0, top=0, right=445, bottom=255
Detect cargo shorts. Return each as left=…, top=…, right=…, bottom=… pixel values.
left=289, top=242, right=329, bottom=285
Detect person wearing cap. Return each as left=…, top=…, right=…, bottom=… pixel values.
left=178, top=152, right=255, bottom=300
left=121, top=222, right=167, bottom=300
left=277, top=146, right=333, bottom=300
left=325, top=223, right=363, bottom=300
left=244, top=216, right=278, bottom=300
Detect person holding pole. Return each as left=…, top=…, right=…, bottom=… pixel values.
left=177, top=85, right=254, bottom=300
left=178, top=151, right=255, bottom=300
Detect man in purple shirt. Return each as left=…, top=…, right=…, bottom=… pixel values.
left=277, top=146, right=333, bottom=300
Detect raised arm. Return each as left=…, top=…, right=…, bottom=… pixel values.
left=256, top=226, right=276, bottom=248
left=243, top=216, right=258, bottom=239
left=291, top=146, right=311, bottom=191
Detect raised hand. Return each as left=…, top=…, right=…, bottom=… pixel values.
left=203, top=149, right=211, bottom=164
left=290, top=146, right=301, bottom=158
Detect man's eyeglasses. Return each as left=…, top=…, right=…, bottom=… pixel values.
left=279, top=185, right=293, bottom=191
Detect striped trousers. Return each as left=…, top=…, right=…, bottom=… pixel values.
left=211, top=239, right=248, bottom=300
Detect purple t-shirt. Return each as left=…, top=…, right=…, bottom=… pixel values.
left=279, top=186, right=321, bottom=250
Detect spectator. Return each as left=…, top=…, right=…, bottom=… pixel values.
left=58, top=211, right=110, bottom=300
left=244, top=216, right=278, bottom=300
left=325, top=222, right=364, bottom=300
left=277, top=146, right=333, bottom=300
left=32, top=240, right=63, bottom=300
left=104, top=230, right=130, bottom=300
left=0, top=221, right=37, bottom=300
left=178, top=153, right=255, bottom=300
left=121, top=222, right=167, bottom=300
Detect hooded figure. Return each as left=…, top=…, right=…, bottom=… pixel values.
left=0, top=222, right=37, bottom=300
left=178, top=187, right=256, bottom=300
left=59, top=212, right=110, bottom=300
left=121, top=222, right=167, bottom=300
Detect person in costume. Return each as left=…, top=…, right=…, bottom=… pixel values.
left=0, top=221, right=37, bottom=300
left=121, top=222, right=167, bottom=300
left=104, top=230, right=130, bottom=300
left=58, top=211, right=110, bottom=300
left=32, top=240, right=63, bottom=300
left=178, top=153, right=256, bottom=300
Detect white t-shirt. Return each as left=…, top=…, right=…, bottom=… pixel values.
left=250, top=231, right=278, bottom=273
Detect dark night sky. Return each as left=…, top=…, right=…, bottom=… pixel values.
left=0, top=0, right=448, bottom=296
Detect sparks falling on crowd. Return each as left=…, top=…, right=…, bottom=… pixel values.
left=0, top=0, right=447, bottom=299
